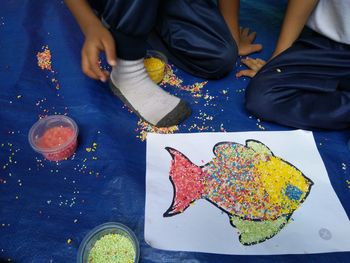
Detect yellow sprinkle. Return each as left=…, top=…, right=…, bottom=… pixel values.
left=144, top=57, right=165, bottom=83
left=144, top=57, right=164, bottom=69
left=85, top=148, right=91, bottom=152
left=67, top=239, right=72, bottom=244
left=256, top=156, right=310, bottom=214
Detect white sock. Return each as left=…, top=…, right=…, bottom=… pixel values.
left=110, top=58, right=190, bottom=127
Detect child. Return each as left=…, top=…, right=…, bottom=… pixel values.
left=65, top=0, right=261, bottom=127
left=238, top=0, right=350, bottom=130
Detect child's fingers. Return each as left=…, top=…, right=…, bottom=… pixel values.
left=241, top=58, right=259, bottom=71
left=256, top=58, right=266, bottom=66
left=82, top=51, right=99, bottom=80
left=236, top=69, right=257, bottom=78
left=242, top=27, right=250, bottom=37
left=101, top=37, right=117, bottom=67
left=248, top=31, right=257, bottom=42
left=103, top=70, right=110, bottom=77
left=86, top=46, right=107, bottom=82
left=249, top=44, right=263, bottom=53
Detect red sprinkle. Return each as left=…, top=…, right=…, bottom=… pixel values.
left=37, top=127, right=77, bottom=161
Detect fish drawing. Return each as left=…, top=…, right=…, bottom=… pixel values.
left=164, top=140, right=313, bottom=245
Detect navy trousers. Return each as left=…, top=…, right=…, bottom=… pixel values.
left=245, top=32, right=350, bottom=130
left=88, top=0, right=237, bottom=79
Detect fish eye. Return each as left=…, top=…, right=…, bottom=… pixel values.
left=285, top=184, right=303, bottom=201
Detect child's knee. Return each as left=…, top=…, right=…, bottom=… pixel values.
left=245, top=74, right=275, bottom=119
left=200, top=44, right=238, bottom=79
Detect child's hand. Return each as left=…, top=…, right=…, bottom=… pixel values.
left=236, top=57, right=266, bottom=78
left=238, top=27, right=263, bottom=56
left=82, top=24, right=116, bottom=82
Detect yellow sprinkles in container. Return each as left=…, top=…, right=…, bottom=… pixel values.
left=144, top=50, right=167, bottom=83
left=88, top=233, right=135, bottom=263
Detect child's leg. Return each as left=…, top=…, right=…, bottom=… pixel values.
left=245, top=33, right=350, bottom=130
left=151, top=0, right=237, bottom=79
left=90, top=0, right=191, bottom=127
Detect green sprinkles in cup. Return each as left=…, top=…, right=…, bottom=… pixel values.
left=88, top=233, right=135, bottom=263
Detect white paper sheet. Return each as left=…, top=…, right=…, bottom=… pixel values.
left=145, top=130, right=350, bottom=255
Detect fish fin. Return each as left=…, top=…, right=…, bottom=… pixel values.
left=230, top=216, right=289, bottom=245
left=213, top=142, right=237, bottom=157
left=246, top=140, right=273, bottom=156
left=163, top=147, right=205, bottom=217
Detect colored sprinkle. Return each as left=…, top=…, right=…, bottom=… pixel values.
left=220, top=123, right=226, bottom=132
left=341, top=163, right=347, bottom=170
left=37, top=46, right=52, bottom=71
left=136, top=120, right=178, bottom=142
left=160, top=65, right=207, bottom=96
left=88, top=234, right=135, bottom=263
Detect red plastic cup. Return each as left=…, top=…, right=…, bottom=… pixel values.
left=28, top=115, right=78, bottom=161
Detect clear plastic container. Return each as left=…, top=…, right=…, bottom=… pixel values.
left=144, top=50, right=168, bottom=83
left=77, top=222, right=140, bottom=263
left=28, top=115, right=78, bottom=161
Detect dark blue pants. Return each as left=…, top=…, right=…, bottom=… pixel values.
left=88, top=0, right=237, bottom=79
left=245, top=32, right=350, bottom=130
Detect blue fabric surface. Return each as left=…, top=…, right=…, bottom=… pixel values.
left=0, top=0, right=349, bottom=262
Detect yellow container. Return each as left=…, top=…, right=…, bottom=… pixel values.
left=144, top=50, right=167, bottom=83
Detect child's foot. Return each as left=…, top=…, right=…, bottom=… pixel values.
left=110, top=58, right=191, bottom=127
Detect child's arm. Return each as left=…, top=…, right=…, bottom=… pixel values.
left=237, top=0, right=319, bottom=78
left=65, top=0, right=116, bottom=82
left=272, top=0, right=319, bottom=58
left=219, top=0, right=262, bottom=56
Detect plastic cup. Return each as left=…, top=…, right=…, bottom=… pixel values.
left=144, top=50, right=168, bottom=83
left=77, top=222, right=140, bottom=263
left=28, top=115, right=78, bottom=161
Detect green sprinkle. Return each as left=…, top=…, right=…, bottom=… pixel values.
left=88, top=233, right=135, bottom=263
left=230, top=216, right=288, bottom=245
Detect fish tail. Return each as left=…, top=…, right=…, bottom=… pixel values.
left=164, top=147, right=205, bottom=217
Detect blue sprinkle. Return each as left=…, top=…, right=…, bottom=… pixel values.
left=285, top=184, right=303, bottom=200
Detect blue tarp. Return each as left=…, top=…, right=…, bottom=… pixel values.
left=0, top=0, right=349, bottom=262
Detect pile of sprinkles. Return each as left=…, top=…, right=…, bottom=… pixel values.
left=135, top=120, right=179, bottom=142
left=36, top=46, right=68, bottom=119
left=88, top=234, right=135, bottom=263
left=37, top=46, right=52, bottom=71
left=160, top=65, right=208, bottom=96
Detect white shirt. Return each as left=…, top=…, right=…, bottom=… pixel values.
left=307, top=0, right=350, bottom=45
